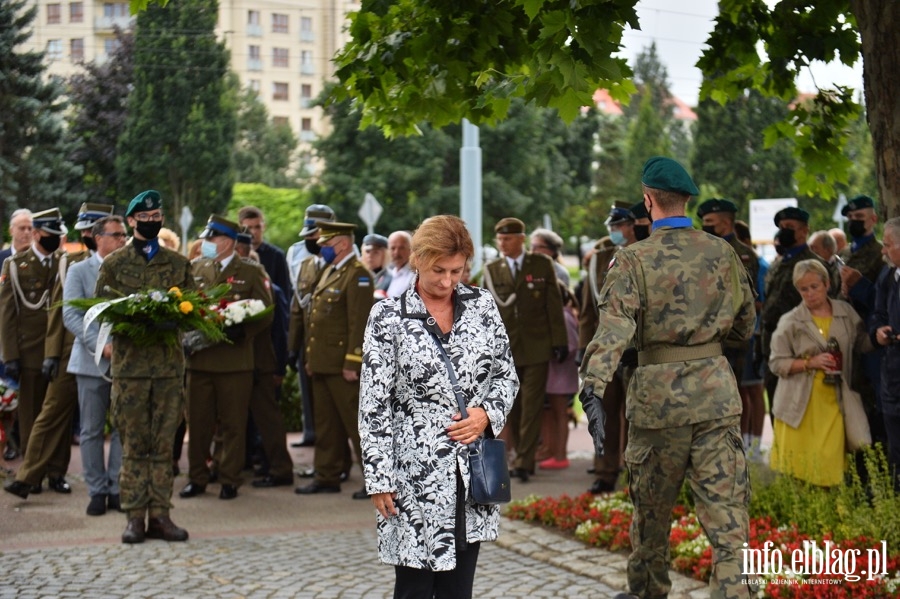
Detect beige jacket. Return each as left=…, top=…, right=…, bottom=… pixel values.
left=769, top=299, right=873, bottom=428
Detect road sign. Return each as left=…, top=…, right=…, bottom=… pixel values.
left=358, top=193, right=382, bottom=235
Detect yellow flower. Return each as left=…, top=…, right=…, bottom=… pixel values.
left=179, top=301, right=193, bottom=314
left=169, top=287, right=183, bottom=299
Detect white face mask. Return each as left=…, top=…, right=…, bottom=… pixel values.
left=201, top=240, right=219, bottom=260
left=609, top=230, right=627, bottom=246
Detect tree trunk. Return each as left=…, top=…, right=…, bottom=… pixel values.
left=852, top=0, right=899, bottom=219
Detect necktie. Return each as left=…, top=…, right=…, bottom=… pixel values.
left=510, top=261, right=517, bottom=280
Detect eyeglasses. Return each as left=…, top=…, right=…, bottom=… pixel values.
left=100, top=232, right=127, bottom=239
left=134, top=212, right=164, bottom=222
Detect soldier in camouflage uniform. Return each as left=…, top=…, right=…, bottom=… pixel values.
left=96, top=190, right=193, bottom=544
left=580, top=157, right=757, bottom=599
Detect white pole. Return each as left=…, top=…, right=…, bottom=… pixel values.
left=460, top=119, right=483, bottom=274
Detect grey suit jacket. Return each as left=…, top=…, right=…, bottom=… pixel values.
left=63, top=253, right=108, bottom=377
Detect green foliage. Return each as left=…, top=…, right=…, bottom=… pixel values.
left=116, top=0, right=236, bottom=233
left=749, top=445, right=900, bottom=550
left=0, top=0, right=84, bottom=221
left=331, top=0, right=638, bottom=135
left=233, top=83, right=301, bottom=188
left=227, top=183, right=308, bottom=251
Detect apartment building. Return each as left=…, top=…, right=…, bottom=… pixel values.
left=22, top=0, right=358, bottom=146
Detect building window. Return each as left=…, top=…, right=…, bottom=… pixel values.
left=248, top=80, right=260, bottom=94
left=46, top=39, right=63, bottom=60
left=300, top=84, right=313, bottom=108
left=103, top=2, right=128, bottom=18
left=272, top=13, right=288, bottom=34
left=70, top=38, right=84, bottom=62
left=300, top=50, right=314, bottom=75
left=247, top=10, right=261, bottom=36
left=272, top=116, right=289, bottom=128
left=47, top=3, right=61, bottom=24
left=248, top=45, right=261, bottom=71
left=104, top=37, right=120, bottom=56
left=300, top=16, right=314, bottom=42
left=273, top=82, right=289, bottom=101
left=272, top=47, right=289, bottom=68
left=69, top=2, right=83, bottom=23
left=300, top=117, right=315, bottom=141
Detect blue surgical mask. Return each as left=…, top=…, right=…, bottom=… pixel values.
left=320, top=244, right=337, bottom=264
left=609, top=230, right=626, bottom=246
left=201, top=240, right=219, bottom=260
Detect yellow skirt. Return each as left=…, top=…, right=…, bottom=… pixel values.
left=770, top=372, right=846, bottom=487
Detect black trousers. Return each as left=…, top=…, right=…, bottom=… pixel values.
left=393, top=542, right=480, bottom=599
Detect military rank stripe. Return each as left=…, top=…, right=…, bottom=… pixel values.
left=344, top=354, right=363, bottom=363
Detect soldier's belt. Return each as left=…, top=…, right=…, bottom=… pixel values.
left=637, top=342, right=722, bottom=366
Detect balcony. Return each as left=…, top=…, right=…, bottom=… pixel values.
left=247, top=58, right=262, bottom=72
left=299, top=130, right=316, bottom=142
left=247, top=24, right=262, bottom=37
left=94, top=15, right=134, bottom=31
left=300, top=63, right=314, bottom=76
left=299, top=30, right=314, bottom=43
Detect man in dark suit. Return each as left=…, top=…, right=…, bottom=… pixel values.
left=238, top=206, right=291, bottom=304
left=180, top=215, right=274, bottom=501
left=483, top=217, right=568, bottom=481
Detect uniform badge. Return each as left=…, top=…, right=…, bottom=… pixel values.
left=358, top=276, right=371, bottom=287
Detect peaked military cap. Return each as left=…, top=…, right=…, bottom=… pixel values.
left=125, top=190, right=163, bottom=217
left=494, top=217, right=525, bottom=235
left=841, top=194, right=875, bottom=216
left=236, top=228, right=252, bottom=245
left=629, top=200, right=649, bottom=220
left=298, top=204, right=336, bottom=237
left=199, top=214, right=240, bottom=240
left=74, top=202, right=115, bottom=230
left=697, top=198, right=737, bottom=218
left=605, top=206, right=635, bottom=227
left=773, top=206, right=810, bottom=226
left=362, top=233, right=388, bottom=248
left=32, top=208, right=68, bottom=236
left=641, top=156, right=699, bottom=196
left=317, top=221, right=357, bottom=243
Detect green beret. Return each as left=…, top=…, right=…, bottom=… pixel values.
left=495, top=217, right=525, bottom=235
left=773, top=206, right=810, bottom=226
left=841, top=194, right=875, bottom=216
left=32, top=208, right=68, bottom=236
left=125, top=190, right=163, bottom=217
left=317, top=221, right=357, bottom=243
left=629, top=200, right=649, bottom=220
left=199, top=214, right=240, bottom=240
left=697, top=198, right=737, bottom=218
left=75, top=202, right=115, bottom=230
left=641, top=156, right=699, bottom=196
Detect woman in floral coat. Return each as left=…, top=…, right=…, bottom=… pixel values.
left=359, top=215, right=518, bottom=598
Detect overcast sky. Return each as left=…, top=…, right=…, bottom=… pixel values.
left=616, top=0, right=865, bottom=107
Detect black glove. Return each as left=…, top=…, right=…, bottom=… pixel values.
left=224, top=324, right=246, bottom=342
left=579, top=385, right=607, bottom=458
left=41, top=357, right=60, bottom=381
left=287, top=351, right=300, bottom=372
left=4, top=359, right=20, bottom=382
left=552, top=345, right=569, bottom=363
left=574, top=348, right=585, bottom=367
left=620, top=348, right=639, bottom=368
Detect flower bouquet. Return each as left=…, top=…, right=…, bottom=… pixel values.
left=66, top=285, right=231, bottom=349
left=182, top=297, right=273, bottom=354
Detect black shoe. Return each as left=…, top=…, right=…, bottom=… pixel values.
left=29, top=483, right=42, bottom=494
left=146, top=515, right=188, bottom=542
left=252, top=475, right=293, bottom=488
left=86, top=494, right=108, bottom=516
left=48, top=477, right=72, bottom=494
left=290, top=438, right=315, bottom=448
left=2, top=446, right=17, bottom=461
left=122, top=517, right=145, bottom=544
left=208, top=470, right=218, bottom=483
left=612, top=594, right=639, bottom=599
left=295, top=482, right=340, bottom=495
left=107, top=493, right=122, bottom=512
left=219, top=484, right=238, bottom=500
left=589, top=479, right=616, bottom=494
left=3, top=479, right=30, bottom=499
left=179, top=482, right=206, bottom=498
left=513, top=468, right=529, bottom=483
left=351, top=487, right=369, bottom=500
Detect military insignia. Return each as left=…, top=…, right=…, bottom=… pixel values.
left=19, top=261, right=28, bottom=269
left=527, top=282, right=534, bottom=289
left=358, top=276, right=371, bottom=287
left=264, top=279, right=270, bottom=290
left=0, top=274, right=5, bottom=285
left=608, top=256, right=617, bottom=269
left=144, top=196, right=152, bottom=207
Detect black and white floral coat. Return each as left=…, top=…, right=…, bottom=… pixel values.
left=359, top=282, right=518, bottom=571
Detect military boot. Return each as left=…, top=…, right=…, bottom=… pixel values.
left=146, top=515, right=189, bottom=542
left=122, top=518, right=145, bottom=544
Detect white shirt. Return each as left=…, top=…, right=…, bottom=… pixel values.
left=505, top=252, right=524, bottom=277
left=386, top=262, right=415, bottom=298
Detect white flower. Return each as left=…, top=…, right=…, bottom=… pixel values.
left=220, top=298, right=267, bottom=326
left=149, top=290, right=167, bottom=302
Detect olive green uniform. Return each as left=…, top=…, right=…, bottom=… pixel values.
left=840, top=236, right=885, bottom=285
left=484, top=251, right=567, bottom=472
left=305, top=257, right=373, bottom=487
left=186, top=256, right=274, bottom=488
left=96, top=242, right=193, bottom=519
left=580, top=223, right=757, bottom=599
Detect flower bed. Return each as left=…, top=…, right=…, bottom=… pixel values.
left=506, top=491, right=900, bottom=598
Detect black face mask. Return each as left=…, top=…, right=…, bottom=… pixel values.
left=135, top=220, right=162, bottom=240
left=701, top=225, right=719, bottom=237
left=82, top=236, right=97, bottom=252
left=38, top=234, right=61, bottom=253
left=304, top=237, right=321, bottom=255
left=775, top=227, right=797, bottom=249
left=633, top=224, right=650, bottom=242
left=848, top=220, right=867, bottom=239
left=774, top=243, right=788, bottom=256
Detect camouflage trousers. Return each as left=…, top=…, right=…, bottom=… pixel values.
left=624, top=415, right=756, bottom=599
left=111, top=375, right=183, bottom=519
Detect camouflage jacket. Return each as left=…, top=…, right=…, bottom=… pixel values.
left=579, top=222, right=756, bottom=429
left=96, top=242, right=193, bottom=378
left=840, top=235, right=885, bottom=286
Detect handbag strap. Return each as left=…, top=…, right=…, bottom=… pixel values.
left=428, top=331, right=469, bottom=419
